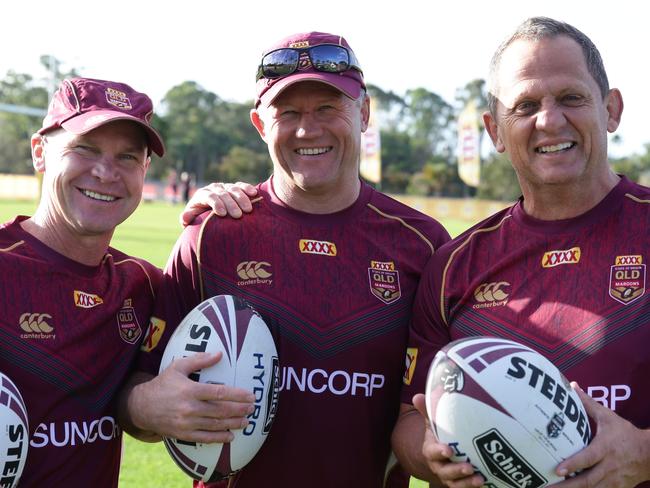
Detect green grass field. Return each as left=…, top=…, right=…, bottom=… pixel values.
left=1, top=198, right=472, bottom=487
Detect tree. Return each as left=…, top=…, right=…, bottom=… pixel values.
left=0, top=72, right=49, bottom=174
left=477, top=152, right=521, bottom=201
left=215, top=146, right=272, bottom=184
left=404, top=87, right=455, bottom=158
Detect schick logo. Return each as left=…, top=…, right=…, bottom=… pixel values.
left=474, top=429, right=546, bottom=488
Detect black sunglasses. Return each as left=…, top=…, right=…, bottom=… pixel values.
left=256, top=44, right=363, bottom=81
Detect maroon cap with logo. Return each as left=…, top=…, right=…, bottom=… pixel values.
left=255, top=31, right=365, bottom=108
left=39, top=77, right=165, bottom=157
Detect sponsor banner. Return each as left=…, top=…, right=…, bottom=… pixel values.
left=457, top=100, right=480, bottom=188
left=360, top=97, right=382, bottom=184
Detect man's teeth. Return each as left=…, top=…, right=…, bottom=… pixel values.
left=538, top=142, right=574, bottom=153
left=82, top=190, right=116, bottom=202
left=296, top=147, right=330, bottom=156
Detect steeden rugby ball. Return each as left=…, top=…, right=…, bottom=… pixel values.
left=425, top=336, right=590, bottom=488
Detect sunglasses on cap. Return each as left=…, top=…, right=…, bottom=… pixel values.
left=256, top=44, right=363, bottom=81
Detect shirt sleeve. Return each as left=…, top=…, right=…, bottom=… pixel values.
left=401, top=252, right=452, bottom=404
left=136, top=218, right=206, bottom=374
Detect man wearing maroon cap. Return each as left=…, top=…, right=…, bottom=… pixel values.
left=0, top=77, right=177, bottom=487
left=122, top=32, right=450, bottom=487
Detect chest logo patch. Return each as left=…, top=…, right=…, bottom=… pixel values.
left=74, top=290, right=103, bottom=308
left=473, top=282, right=510, bottom=309
left=609, top=255, right=645, bottom=305
left=299, top=239, right=337, bottom=256
left=19, top=313, right=55, bottom=340
left=117, top=299, right=142, bottom=344
left=368, top=260, right=401, bottom=304
left=541, top=247, right=581, bottom=268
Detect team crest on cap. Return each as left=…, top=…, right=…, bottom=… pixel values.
left=609, top=255, right=645, bottom=305
left=117, top=298, right=142, bottom=344
left=368, top=260, right=401, bottom=304
left=105, top=87, right=132, bottom=110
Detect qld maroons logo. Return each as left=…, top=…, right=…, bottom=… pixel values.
left=368, top=260, right=401, bottom=304
left=117, top=298, right=142, bottom=344
left=609, top=255, right=646, bottom=305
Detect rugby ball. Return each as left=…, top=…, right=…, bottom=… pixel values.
left=0, top=372, right=29, bottom=488
left=159, top=295, right=279, bottom=482
left=425, top=336, right=590, bottom=488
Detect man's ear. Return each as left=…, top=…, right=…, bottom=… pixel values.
left=605, top=88, right=624, bottom=133
left=31, top=133, right=46, bottom=173
left=483, top=111, right=506, bottom=153
left=360, top=94, right=370, bottom=133
left=250, top=109, right=267, bottom=141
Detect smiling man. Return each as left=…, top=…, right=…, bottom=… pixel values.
left=392, top=17, right=650, bottom=488
left=0, top=77, right=165, bottom=486
left=121, top=32, right=450, bottom=488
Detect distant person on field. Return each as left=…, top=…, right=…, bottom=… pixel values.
left=180, top=170, right=193, bottom=203
left=392, top=17, right=650, bottom=488
left=168, top=168, right=179, bottom=203
left=119, top=31, right=450, bottom=487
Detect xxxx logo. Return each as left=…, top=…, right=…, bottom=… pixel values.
left=616, top=255, right=642, bottom=265
left=299, top=239, right=337, bottom=256
left=141, top=317, right=166, bottom=352
left=403, top=348, right=418, bottom=385
left=19, top=313, right=55, bottom=339
left=74, top=290, right=103, bottom=308
left=237, top=261, right=272, bottom=280
left=542, top=247, right=581, bottom=268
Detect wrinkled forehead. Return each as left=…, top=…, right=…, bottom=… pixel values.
left=494, top=37, right=594, bottom=100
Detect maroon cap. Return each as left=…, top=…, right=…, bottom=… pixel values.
left=39, top=77, right=165, bottom=157
left=255, top=32, right=365, bottom=108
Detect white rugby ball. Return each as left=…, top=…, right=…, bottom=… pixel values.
left=159, top=295, right=279, bottom=482
left=425, top=336, right=590, bottom=488
left=0, top=372, right=29, bottom=488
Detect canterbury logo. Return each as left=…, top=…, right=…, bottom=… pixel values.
left=74, top=290, right=103, bottom=308
left=237, top=261, right=272, bottom=280
left=19, top=313, right=53, bottom=333
left=474, top=282, right=510, bottom=302
left=542, top=247, right=581, bottom=268
left=616, top=255, right=643, bottom=265
left=299, top=239, right=337, bottom=256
